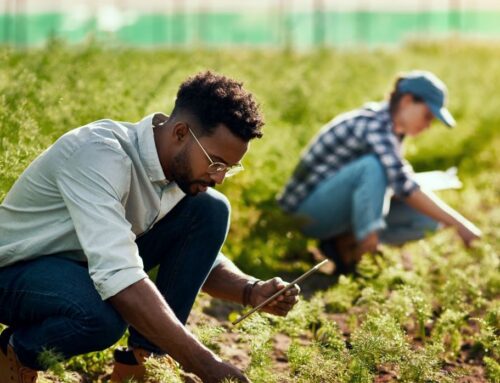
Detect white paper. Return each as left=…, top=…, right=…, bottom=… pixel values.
left=413, top=167, right=462, bottom=191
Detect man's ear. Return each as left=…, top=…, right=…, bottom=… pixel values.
left=172, top=122, right=189, bottom=143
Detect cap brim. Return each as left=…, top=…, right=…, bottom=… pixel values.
left=429, top=104, right=456, bottom=128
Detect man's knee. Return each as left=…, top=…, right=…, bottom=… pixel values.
left=190, top=188, right=231, bottom=228
left=78, top=304, right=127, bottom=350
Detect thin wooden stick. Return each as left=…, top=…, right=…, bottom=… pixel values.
left=232, top=259, right=330, bottom=325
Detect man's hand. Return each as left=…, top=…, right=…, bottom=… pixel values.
left=249, top=277, right=300, bottom=316
left=194, top=355, right=250, bottom=383
left=109, top=279, right=250, bottom=383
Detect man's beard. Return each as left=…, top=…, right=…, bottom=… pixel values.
left=171, top=148, right=215, bottom=196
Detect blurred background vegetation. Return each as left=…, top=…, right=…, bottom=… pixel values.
left=0, top=39, right=499, bottom=278
left=1, top=0, right=500, bottom=48
left=1, top=2, right=499, bottom=279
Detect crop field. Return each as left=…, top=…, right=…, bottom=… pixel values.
left=0, top=39, right=499, bottom=382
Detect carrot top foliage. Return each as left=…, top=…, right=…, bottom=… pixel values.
left=0, top=39, right=499, bottom=382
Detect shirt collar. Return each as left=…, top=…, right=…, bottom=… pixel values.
left=364, top=101, right=404, bottom=141
left=363, top=101, right=390, bottom=120
left=136, top=113, right=168, bottom=185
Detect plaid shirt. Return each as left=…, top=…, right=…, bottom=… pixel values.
left=277, top=102, right=419, bottom=213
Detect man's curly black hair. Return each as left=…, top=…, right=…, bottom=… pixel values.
left=172, top=71, right=264, bottom=142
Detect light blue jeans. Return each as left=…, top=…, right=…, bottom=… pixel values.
left=295, top=154, right=439, bottom=245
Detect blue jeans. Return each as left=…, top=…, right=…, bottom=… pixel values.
left=0, top=188, right=230, bottom=370
left=295, top=154, right=438, bottom=244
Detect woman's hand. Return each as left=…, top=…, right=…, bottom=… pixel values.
left=456, top=220, right=482, bottom=247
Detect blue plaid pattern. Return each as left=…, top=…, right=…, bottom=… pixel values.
left=278, top=102, right=420, bottom=212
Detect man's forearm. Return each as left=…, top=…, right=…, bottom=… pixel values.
left=202, top=257, right=256, bottom=304
left=108, top=278, right=215, bottom=372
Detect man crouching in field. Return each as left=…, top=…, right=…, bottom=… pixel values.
left=0, top=71, right=299, bottom=383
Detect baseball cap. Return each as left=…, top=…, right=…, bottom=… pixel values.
left=398, top=70, right=456, bottom=128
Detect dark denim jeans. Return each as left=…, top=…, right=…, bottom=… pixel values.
left=0, top=188, right=230, bottom=370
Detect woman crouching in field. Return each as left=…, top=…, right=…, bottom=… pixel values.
left=278, top=70, right=481, bottom=274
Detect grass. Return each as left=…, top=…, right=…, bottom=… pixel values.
left=0, top=38, right=499, bottom=382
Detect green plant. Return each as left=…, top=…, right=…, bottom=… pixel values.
left=192, top=322, right=225, bottom=353
left=37, top=349, right=79, bottom=383
left=287, top=340, right=350, bottom=383
left=143, top=355, right=184, bottom=383
left=431, top=309, right=468, bottom=356
left=350, top=314, right=410, bottom=373
left=473, top=302, right=500, bottom=359
left=483, top=356, right=500, bottom=383
left=399, top=343, right=452, bottom=383
left=323, top=275, right=361, bottom=313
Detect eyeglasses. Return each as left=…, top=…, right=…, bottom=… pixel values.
left=188, top=128, right=244, bottom=178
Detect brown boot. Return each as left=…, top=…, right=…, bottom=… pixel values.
left=110, top=348, right=151, bottom=382
left=320, top=232, right=380, bottom=275
left=319, top=234, right=358, bottom=275
left=0, top=344, right=38, bottom=383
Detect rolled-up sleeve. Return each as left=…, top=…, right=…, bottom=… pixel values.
left=365, top=121, right=420, bottom=197
left=210, top=252, right=229, bottom=272
left=56, top=140, right=148, bottom=300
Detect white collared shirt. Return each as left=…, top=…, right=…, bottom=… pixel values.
left=0, top=114, right=189, bottom=299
